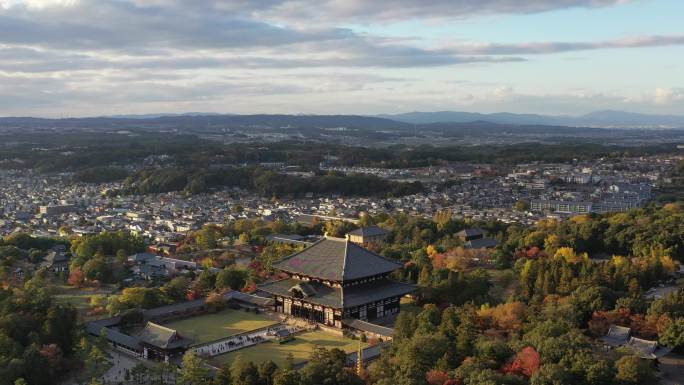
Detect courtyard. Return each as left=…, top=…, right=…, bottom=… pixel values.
left=209, top=330, right=369, bottom=367
left=162, top=308, right=279, bottom=345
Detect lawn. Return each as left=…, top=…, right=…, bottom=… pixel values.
left=210, top=330, right=368, bottom=367
left=53, top=284, right=117, bottom=322
left=163, top=309, right=279, bottom=345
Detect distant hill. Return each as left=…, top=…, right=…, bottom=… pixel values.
left=0, top=114, right=411, bottom=131
left=1, top=114, right=683, bottom=141
left=380, top=110, right=684, bottom=129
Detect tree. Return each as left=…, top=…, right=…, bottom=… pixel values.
left=162, top=276, right=191, bottom=302
left=415, top=304, right=441, bottom=335
left=90, top=294, right=108, bottom=310
left=130, top=362, right=151, bottom=385
left=81, top=254, right=111, bottom=282
left=43, top=305, right=78, bottom=355
left=179, top=350, right=212, bottom=385
left=584, top=360, right=615, bottom=385
left=426, top=369, right=450, bottom=385
left=67, top=267, right=86, bottom=288
left=501, top=346, right=541, bottom=378
left=300, top=348, right=364, bottom=385
left=231, top=353, right=260, bottom=385
left=515, top=200, right=530, bottom=212
left=119, top=287, right=164, bottom=309
left=660, top=317, right=684, bottom=350
left=272, top=368, right=300, bottom=385
left=258, top=361, right=278, bottom=385
left=614, top=355, right=655, bottom=385
left=216, top=267, right=248, bottom=291
left=214, top=362, right=233, bottom=385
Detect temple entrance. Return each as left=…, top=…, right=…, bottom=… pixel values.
left=291, top=304, right=325, bottom=323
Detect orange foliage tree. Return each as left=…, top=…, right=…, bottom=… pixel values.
left=478, top=302, right=528, bottom=332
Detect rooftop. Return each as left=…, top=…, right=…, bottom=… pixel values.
left=136, top=321, right=192, bottom=350
left=273, top=235, right=402, bottom=281
left=347, top=225, right=388, bottom=237
left=259, top=277, right=415, bottom=308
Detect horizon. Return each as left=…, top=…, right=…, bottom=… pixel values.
left=0, top=0, right=682, bottom=117
left=2, top=108, right=684, bottom=122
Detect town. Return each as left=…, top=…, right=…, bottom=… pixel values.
left=0, top=154, right=678, bottom=239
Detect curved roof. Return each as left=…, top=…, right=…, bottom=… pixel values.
left=273, top=236, right=401, bottom=281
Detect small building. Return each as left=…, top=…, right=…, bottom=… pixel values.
left=347, top=226, right=389, bottom=245
left=457, top=228, right=499, bottom=249
left=600, top=325, right=671, bottom=359
left=626, top=337, right=671, bottom=360
left=259, top=235, right=415, bottom=328
left=41, top=251, right=70, bottom=273
left=457, top=228, right=486, bottom=242
left=137, top=322, right=192, bottom=362
left=600, top=325, right=631, bottom=348
left=39, top=204, right=76, bottom=216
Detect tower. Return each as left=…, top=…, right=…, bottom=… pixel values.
left=356, top=339, right=364, bottom=376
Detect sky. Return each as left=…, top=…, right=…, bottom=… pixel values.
left=0, top=0, right=682, bottom=117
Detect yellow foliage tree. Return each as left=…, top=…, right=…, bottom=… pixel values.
left=554, top=247, right=587, bottom=263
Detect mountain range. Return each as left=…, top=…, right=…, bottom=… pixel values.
left=378, top=110, right=684, bottom=129
left=1, top=110, right=683, bottom=133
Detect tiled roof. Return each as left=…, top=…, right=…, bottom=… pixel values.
left=273, top=236, right=401, bottom=281
left=136, top=322, right=191, bottom=350
left=343, top=319, right=394, bottom=337
left=259, top=277, right=416, bottom=309
left=465, top=237, right=499, bottom=249
left=457, top=228, right=485, bottom=237
left=343, top=279, right=416, bottom=307
left=347, top=226, right=388, bottom=237
left=259, top=278, right=342, bottom=308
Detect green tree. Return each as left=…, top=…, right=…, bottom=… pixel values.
left=300, top=348, right=364, bottom=385
left=214, top=362, right=232, bottom=385
left=162, top=276, right=191, bottom=302
left=179, top=350, right=212, bottom=385
left=215, top=267, right=248, bottom=291
left=231, top=353, right=260, bottom=385
left=614, top=355, right=655, bottom=385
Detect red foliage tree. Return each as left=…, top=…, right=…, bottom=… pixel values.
left=426, top=369, right=450, bottom=385
left=502, top=346, right=540, bottom=378
left=432, top=253, right=447, bottom=269
left=242, top=281, right=257, bottom=293
left=526, top=247, right=541, bottom=258
left=186, top=289, right=202, bottom=301
left=39, top=344, right=63, bottom=372
left=67, top=267, right=85, bottom=288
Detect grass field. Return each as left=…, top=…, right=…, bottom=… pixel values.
left=53, top=284, right=117, bottom=322
left=163, top=309, right=279, bottom=345
left=210, top=330, right=368, bottom=367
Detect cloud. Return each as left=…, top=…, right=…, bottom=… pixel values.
left=493, top=85, right=514, bottom=99
left=654, top=88, right=684, bottom=105
left=444, top=34, right=684, bottom=55
left=0, top=0, right=679, bottom=117
left=256, top=0, right=628, bottom=24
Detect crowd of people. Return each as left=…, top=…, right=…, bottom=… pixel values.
left=194, top=324, right=298, bottom=357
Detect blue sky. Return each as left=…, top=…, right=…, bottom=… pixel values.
left=0, top=0, right=682, bottom=116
